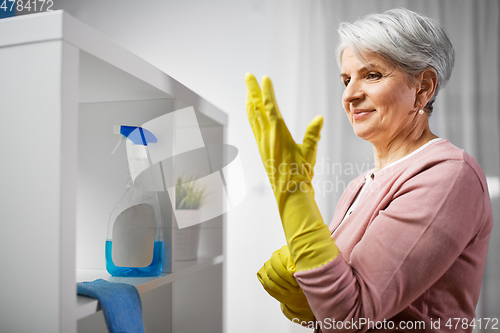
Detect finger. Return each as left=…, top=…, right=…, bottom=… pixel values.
left=264, top=260, right=292, bottom=295
left=245, top=73, right=261, bottom=100
left=271, top=245, right=299, bottom=287
left=271, top=250, right=300, bottom=291
left=245, top=73, right=269, bottom=129
left=301, top=115, right=324, bottom=163
left=279, top=246, right=300, bottom=287
left=257, top=262, right=288, bottom=295
left=246, top=90, right=261, bottom=139
left=281, top=304, right=315, bottom=322
left=261, top=76, right=283, bottom=121
left=264, top=285, right=286, bottom=301
left=257, top=264, right=265, bottom=285
left=270, top=253, right=298, bottom=289
left=257, top=272, right=286, bottom=301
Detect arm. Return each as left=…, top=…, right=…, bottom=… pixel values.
left=294, top=160, right=489, bottom=331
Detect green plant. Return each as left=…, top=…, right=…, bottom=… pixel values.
left=175, top=175, right=208, bottom=210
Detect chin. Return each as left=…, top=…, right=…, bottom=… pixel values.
left=352, top=125, right=374, bottom=141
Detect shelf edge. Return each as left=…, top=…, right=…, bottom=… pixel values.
left=75, top=255, right=223, bottom=320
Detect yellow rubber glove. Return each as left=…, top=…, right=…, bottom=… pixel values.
left=245, top=73, right=339, bottom=271
left=257, top=245, right=315, bottom=322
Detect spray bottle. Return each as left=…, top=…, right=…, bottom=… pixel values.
left=106, top=125, right=164, bottom=277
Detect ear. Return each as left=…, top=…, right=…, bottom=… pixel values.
left=415, top=68, right=438, bottom=108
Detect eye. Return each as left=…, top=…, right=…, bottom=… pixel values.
left=343, top=78, right=350, bottom=87
left=367, top=72, right=382, bottom=80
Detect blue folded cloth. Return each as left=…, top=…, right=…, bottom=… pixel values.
left=77, top=279, right=145, bottom=333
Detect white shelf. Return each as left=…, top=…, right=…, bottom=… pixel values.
left=0, top=11, right=226, bottom=333
left=76, top=255, right=223, bottom=320
left=0, top=10, right=227, bottom=125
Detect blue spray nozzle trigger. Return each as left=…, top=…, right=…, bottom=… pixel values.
left=111, top=125, right=157, bottom=154
left=120, top=126, right=157, bottom=146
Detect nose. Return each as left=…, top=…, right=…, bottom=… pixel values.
left=342, top=80, right=364, bottom=105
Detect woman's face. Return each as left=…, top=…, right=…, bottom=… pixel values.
left=340, top=47, right=419, bottom=145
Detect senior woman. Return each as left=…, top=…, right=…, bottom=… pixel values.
left=246, top=8, right=492, bottom=333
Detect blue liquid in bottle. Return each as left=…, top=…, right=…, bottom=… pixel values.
left=106, top=240, right=164, bottom=277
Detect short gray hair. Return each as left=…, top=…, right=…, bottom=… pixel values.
left=337, top=8, right=455, bottom=114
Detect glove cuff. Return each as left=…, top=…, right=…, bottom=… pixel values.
left=291, top=227, right=339, bottom=272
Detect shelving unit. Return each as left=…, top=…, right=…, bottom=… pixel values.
left=0, top=11, right=227, bottom=333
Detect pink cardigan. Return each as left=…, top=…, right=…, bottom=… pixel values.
left=294, top=139, right=492, bottom=332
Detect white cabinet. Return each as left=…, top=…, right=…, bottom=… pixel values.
left=0, top=11, right=226, bottom=333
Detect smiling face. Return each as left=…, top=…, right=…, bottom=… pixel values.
left=340, top=48, right=420, bottom=145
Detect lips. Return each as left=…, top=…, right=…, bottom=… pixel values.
left=352, top=109, right=374, bottom=121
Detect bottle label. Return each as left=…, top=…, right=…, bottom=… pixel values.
left=112, top=203, right=155, bottom=267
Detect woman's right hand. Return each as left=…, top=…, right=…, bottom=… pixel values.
left=257, top=245, right=315, bottom=322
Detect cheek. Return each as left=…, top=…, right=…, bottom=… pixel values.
left=376, top=86, right=414, bottom=114
left=392, top=84, right=416, bottom=106
left=371, top=86, right=393, bottom=106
